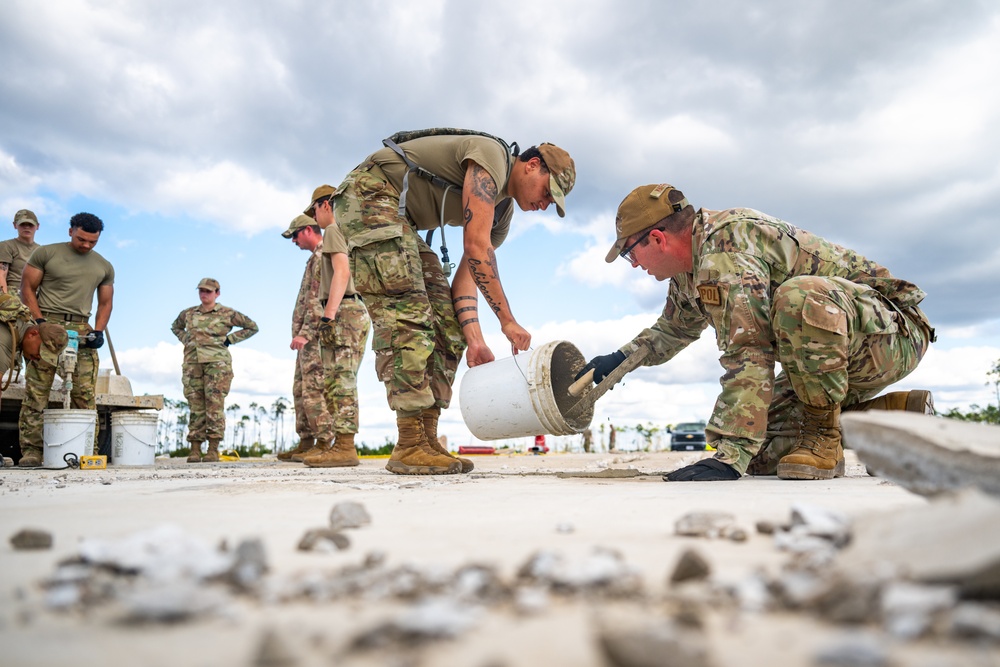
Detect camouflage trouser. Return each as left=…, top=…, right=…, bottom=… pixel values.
left=333, top=163, right=466, bottom=414
left=19, top=321, right=99, bottom=455
left=182, top=360, right=233, bottom=443
left=746, top=276, right=933, bottom=475
left=293, top=337, right=334, bottom=441
left=319, top=297, right=370, bottom=433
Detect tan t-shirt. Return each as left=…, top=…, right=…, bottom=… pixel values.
left=0, top=238, right=40, bottom=296
left=26, top=243, right=115, bottom=318
left=370, top=134, right=515, bottom=248
left=320, top=222, right=357, bottom=300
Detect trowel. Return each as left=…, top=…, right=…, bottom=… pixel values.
left=563, top=344, right=651, bottom=422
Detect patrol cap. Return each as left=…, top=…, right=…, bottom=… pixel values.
left=197, top=277, right=221, bottom=291
left=537, top=143, right=575, bottom=218
left=14, top=209, right=38, bottom=227
left=282, top=214, right=317, bottom=239
left=605, top=184, right=690, bottom=263
left=304, top=184, right=337, bottom=218
left=37, top=323, right=68, bottom=368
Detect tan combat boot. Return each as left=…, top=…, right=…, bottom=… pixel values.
left=385, top=414, right=462, bottom=475
left=776, top=404, right=845, bottom=480
left=422, top=407, right=474, bottom=473
left=304, top=433, right=361, bottom=468
left=843, top=390, right=934, bottom=415
left=202, top=440, right=221, bottom=463
left=278, top=436, right=314, bottom=462
left=18, top=448, right=42, bottom=468
left=187, top=442, right=203, bottom=463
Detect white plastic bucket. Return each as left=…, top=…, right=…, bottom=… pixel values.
left=111, top=411, right=159, bottom=466
left=459, top=340, right=594, bottom=440
left=43, top=409, right=97, bottom=468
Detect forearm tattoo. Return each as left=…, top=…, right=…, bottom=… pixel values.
left=468, top=247, right=503, bottom=314
left=460, top=318, right=480, bottom=328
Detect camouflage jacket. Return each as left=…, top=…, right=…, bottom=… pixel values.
left=292, top=248, right=324, bottom=340
left=171, top=303, right=259, bottom=365
left=622, top=208, right=929, bottom=453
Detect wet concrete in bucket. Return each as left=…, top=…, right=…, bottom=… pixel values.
left=548, top=341, right=592, bottom=431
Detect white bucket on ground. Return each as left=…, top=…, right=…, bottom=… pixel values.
left=43, top=409, right=97, bottom=468
left=111, top=411, right=159, bottom=466
left=460, top=340, right=594, bottom=440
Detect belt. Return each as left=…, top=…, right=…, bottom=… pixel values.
left=41, top=312, right=89, bottom=323
left=320, top=294, right=362, bottom=307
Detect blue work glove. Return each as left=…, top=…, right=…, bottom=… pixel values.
left=85, top=330, right=105, bottom=349
left=663, top=458, right=740, bottom=482
left=575, top=351, right=626, bottom=384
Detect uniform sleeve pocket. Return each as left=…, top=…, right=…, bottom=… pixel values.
left=802, top=296, right=848, bottom=336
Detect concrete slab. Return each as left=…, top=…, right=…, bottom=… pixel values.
left=842, top=412, right=1000, bottom=497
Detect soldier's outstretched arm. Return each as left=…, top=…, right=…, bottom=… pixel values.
left=20, top=265, right=43, bottom=321
left=459, top=161, right=530, bottom=352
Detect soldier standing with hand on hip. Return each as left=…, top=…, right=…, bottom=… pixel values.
left=171, top=278, right=258, bottom=463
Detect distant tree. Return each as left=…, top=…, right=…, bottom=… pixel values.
left=988, top=358, right=1000, bottom=410
left=271, top=397, right=290, bottom=450
left=240, top=415, right=251, bottom=448
left=633, top=422, right=661, bottom=451
left=943, top=404, right=1000, bottom=425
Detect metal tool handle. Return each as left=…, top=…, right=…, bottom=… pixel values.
left=564, top=344, right=651, bottom=422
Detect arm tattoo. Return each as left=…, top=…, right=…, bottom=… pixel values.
left=469, top=164, right=498, bottom=202
left=460, top=318, right=480, bottom=328
left=452, top=295, right=477, bottom=304
left=455, top=306, right=478, bottom=315
left=467, top=250, right=503, bottom=315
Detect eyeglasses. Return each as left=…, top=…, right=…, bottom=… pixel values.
left=291, top=228, right=304, bottom=241
left=618, top=227, right=655, bottom=263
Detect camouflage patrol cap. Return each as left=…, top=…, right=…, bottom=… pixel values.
left=605, top=184, right=691, bottom=263
left=304, top=184, right=337, bottom=218
left=282, top=214, right=316, bottom=239
left=37, top=323, right=68, bottom=368
left=197, top=277, right=221, bottom=291
left=13, top=209, right=38, bottom=226
left=537, top=143, right=575, bottom=218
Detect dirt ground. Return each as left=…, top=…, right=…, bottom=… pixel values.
left=1, top=451, right=996, bottom=667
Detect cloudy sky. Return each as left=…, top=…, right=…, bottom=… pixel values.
left=2, top=0, right=998, bottom=449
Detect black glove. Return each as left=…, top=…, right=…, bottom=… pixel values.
left=575, top=350, right=626, bottom=384
left=85, top=330, right=105, bottom=349
left=223, top=336, right=231, bottom=347
left=663, top=458, right=740, bottom=482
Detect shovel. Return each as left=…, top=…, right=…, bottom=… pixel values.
left=563, top=344, right=651, bottom=423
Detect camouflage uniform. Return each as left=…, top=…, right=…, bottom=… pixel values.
left=319, top=296, right=369, bottom=432
left=292, top=248, right=335, bottom=441
left=332, top=140, right=513, bottom=412
left=171, top=304, right=258, bottom=444
left=622, top=208, right=935, bottom=475
left=18, top=242, right=114, bottom=457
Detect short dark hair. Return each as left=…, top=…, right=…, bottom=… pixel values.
left=69, top=212, right=104, bottom=234
left=517, top=146, right=549, bottom=172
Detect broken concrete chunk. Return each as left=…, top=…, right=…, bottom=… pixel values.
left=228, top=538, right=268, bottom=590
left=880, top=581, right=957, bottom=639
left=329, top=501, right=371, bottom=532
left=842, top=412, right=1000, bottom=498
left=789, top=504, right=851, bottom=548
left=349, top=597, right=481, bottom=650
left=948, top=602, right=1000, bottom=640
left=10, top=528, right=53, bottom=550
left=675, top=512, right=742, bottom=540
left=597, top=619, right=712, bottom=667
left=253, top=628, right=300, bottom=667
left=670, top=548, right=711, bottom=585
left=297, top=529, right=350, bottom=552
left=837, top=489, right=1000, bottom=599
left=812, top=631, right=890, bottom=667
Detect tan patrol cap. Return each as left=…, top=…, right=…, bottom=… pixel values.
left=37, top=323, right=68, bottom=368
left=282, top=214, right=316, bottom=239
left=304, top=184, right=337, bottom=218
left=14, top=209, right=38, bottom=227
left=605, top=184, right=690, bottom=263
left=197, top=277, right=220, bottom=291
left=537, top=143, right=575, bottom=218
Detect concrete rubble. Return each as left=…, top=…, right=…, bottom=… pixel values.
left=2, top=442, right=1000, bottom=666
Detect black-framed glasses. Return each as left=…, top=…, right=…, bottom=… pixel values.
left=291, top=228, right=304, bottom=241
left=619, top=228, right=655, bottom=263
